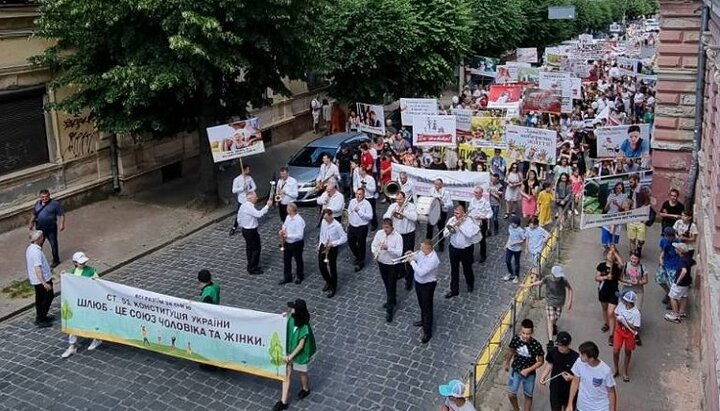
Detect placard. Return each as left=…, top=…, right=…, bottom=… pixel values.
left=391, top=163, right=489, bottom=201
left=594, top=124, right=651, bottom=158
left=504, top=125, right=557, bottom=165
left=399, top=98, right=439, bottom=126
left=468, top=56, right=499, bottom=77
left=412, top=115, right=457, bottom=147
left=522, top=88, right=563, bottom=114
left=580, top=172, right=652, bottom=229
left=487, top=85, right=524, bottom=109
left=207, top=118, right=265, bottom=163
left=466, top=116, right=507, bottom=149
left=516, top=48, right=538, bottom=63
left=356, top=103, right=386, bottom=135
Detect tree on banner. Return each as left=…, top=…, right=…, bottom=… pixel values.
left=269, top=332, right=285, bottom=376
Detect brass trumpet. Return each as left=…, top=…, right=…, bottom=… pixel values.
left=323, top=239, right=332, bottom=264
left=392, top=201, right=406, bottom=220
left=279, top=229, right=286, bottom=251
left=373, top=238, right=387, bottom=261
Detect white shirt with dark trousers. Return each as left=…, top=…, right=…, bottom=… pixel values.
left=238, top=202, right=269, bottom=229
left=444, top=216, right=479, bottom=295
left=238, top=202, right=269, bottom=272
left=282, top=214, right=305, bottom=243
left=371, top=230, right=403, bottom=309
left=277, top=176, right=299, bottom=205
left=26, top=243, right=52, bottom=285
left=383, top=202, right=417, bottom=235
left=410, top=249, right=440, bottom=337
left=347, top=198, right=372, bottom=264
left=348, top=199, right=373, bottom=227
left=317, top=191, right=344, bottom=218
left=282, top=214, right=305, bottom=282
left=411, top=251, right=439, bottom=284
left=318, top=220, right=347, bottom=249
left=317, top=163, right=340, bottom=186
left=445, top=217, right=480, bottom=249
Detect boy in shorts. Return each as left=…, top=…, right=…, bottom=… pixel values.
left=504, top=319, right=545, bottom=411
left=613, top=291, right=641, bottom=382
left=664, top=243, right=692, bottom=323
left=655, top=226, right=681, bottom=306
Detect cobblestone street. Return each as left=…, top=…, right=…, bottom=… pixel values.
left=0, top=202, right=525, bottom=411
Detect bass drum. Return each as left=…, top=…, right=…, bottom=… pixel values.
left=415, top=196, right=441, bottom=225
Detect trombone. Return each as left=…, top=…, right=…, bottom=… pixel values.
left=391, top=229, right=444, bottom=264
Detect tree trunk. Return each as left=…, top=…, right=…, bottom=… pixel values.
left=194, top=114, right=221, bottom=209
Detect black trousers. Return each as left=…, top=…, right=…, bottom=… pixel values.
left=34, top=280, right=54, bottom=322
left=232, top=203, right=241, bottom=229
left=379, top=263, right=398, bottom=310
left=400, top=231, right=416, bottom=287
left=367, top=198, right=378, bottom=229
left=278, top=204, right=288, bottom=222
left=318, top=245, right=339, bottom=291
left=40, top=226, right=60, bottom=265
left=426, top=211, right=448, bottom=248
left=283, top=240, right=304, bottom=281
left=478, top=219, right=488, bottom=261
left=347, top=224, right=369, bottom=263
left=241, top=228, right=261, bottom=271
left=449, top=244, right=474, bottom=294
left=415, top=280, right=436, bottom=337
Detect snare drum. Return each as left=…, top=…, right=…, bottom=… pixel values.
left=415, top=196, right=441, bottom=225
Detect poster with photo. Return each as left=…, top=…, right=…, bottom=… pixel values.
left=580, top=171, right=652, bottom=229
left=468, top=56, right=499, bottom=77
left=356, top=103, right=386, bottom=136
left=560, top=57, right=592, bottom=79
left=504, top=125, right=557, bottom=165
left=594, top=124, right=651, bottom=158
left=495, top=66, right=513, bottom=84
left=207, top=117, right=265, bottom=163
left=517, top=67, right=541, bottom=82
left=487, top=85, right=524, bottom=108
left=522, top=88, right=563, bottom=114
left=466, top=116, right=507, bottom=149
left=412, top=115, right=456, bottom=147
left=399, top=98, right=438, bottom=126
left=617, top=57, right=640, bottom=77
left=516, top=48, right=538, bottom=63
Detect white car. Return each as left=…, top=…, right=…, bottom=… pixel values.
left=644, top=19, right=660, bottom=32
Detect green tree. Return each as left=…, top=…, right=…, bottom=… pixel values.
left=34, top=0, right=324, bottom=202
left=268, top=331, right=284, bottom=375
left=469, top=0, right=526, bottom=57
left=517, top=0, right=576, bottom=49
left=320, top=0, right=475, bottom=102
left=61, top=300, right=73, bottom=321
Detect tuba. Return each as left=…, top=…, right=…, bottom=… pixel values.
left=382, top=181, right=401, bottom=199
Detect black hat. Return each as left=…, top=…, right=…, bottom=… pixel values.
left=555, top=331, right=572, bottom=346
left=287, top=299, right=307, bottom=311
left=197, top=269, right=211, bottom=283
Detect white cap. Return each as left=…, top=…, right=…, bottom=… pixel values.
left=29, top=230, right=43, bottom=242
left=551, top=266, right=565, bottom=278
left=72, top=251, right=89, bottom=264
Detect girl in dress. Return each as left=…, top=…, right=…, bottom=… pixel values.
left=503, top=162, right=523, bottom=219
left=521, top=169, right=540, bottom=222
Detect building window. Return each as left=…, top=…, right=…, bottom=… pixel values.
left=0, top=86, right=50, bottom=176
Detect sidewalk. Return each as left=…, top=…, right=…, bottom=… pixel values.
left=0, top=130, right=318, bottom=320
left=477, top=226, right=702, bottom=411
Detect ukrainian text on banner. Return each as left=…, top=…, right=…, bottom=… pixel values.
left=538, top=72, right=573, bottom=110
left=356, top=103, right=386, bottom=136
left=505, top=125, right=557, bottom=165
left=399, top=98, right=438, bottom=126
left=412, top=115, right=456, bottom=147
left=61, top=275, right=287, bottom=380
left=208, top=118, right=265, bottom=163
left=594, top=124, right=651, bottom=158
left=391, top=163, right=489, bottom=201
left=580, top=172, right=652, bottom=229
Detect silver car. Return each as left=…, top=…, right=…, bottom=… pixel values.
left=286, top=132, right=371, bottom=203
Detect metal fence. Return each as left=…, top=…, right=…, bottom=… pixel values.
left=465, top=200, right=576, bottom=403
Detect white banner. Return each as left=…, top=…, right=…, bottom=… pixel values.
left=208, top=118, right=265, bottom=163
left=594, top=124, right=651, bottom=158
left=505, top=125, right=557, bottom=165
left=61, top=275, right=287, bottom=380
left=580, top=172, right=652, bottom=229
left=391, top=164, right=489, bottom=201
left=539, top=72, right=573, bottom=112
left=399, top=98, right=438, bottom=126
left=516, top=48, right=538, bottom=63
left=412, top=115, right=457, bottom=147
left=617, top=57, right=639, bottom=77
left=453, top=108, right=473, bottom=139
left=569, top=77, right=582, bottom=99
left=356, top=103, right=386, bottom=136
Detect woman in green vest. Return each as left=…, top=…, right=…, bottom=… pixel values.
left=197, top=269, right=220, bottom=304
left=61, top=252, right=102, bottom=358
left=274, top=299, right=316, bottom=411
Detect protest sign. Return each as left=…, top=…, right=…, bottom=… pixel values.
left=453, top=108, right=473, bottom=140
left=61, top=275, right=288, bottom=380
left=468, top=56, right=499, bottom=77
left=208, top=118, right=265, bottom=163
left=504, top=125, right=557, bottom=165
left=594, top=124, right=651, bottom=158
left=617, top=57, right=639, bottom=77
left=569, top=77, right=582, bottom=99
left=516, top=48, right=538, bottom=63
left=356, top=103, right=386, bottom=135
left=538, top=72, right=577, bottom=108
left=495, top=66, right=513, bottom=84
left=580, top=172, right=652, bottom=229
left=399, top=98, right=438, bottom=126
left=560, top=57, right=592, bottom=79
left=487, top=85, right=524, bottom=108
left=391, top=163, right=489, bottom=201
left=522, top=88, right=563, bottom=114
left=517, top=67, right=540, bottom=82
left=466, top=116, right=507, bottom=149
left=412, top=115, right=456, bottom=147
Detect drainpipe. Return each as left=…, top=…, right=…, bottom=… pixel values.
left=685, top=5, right=709, bottom=208
left=109, top=133, right=121, bottom=192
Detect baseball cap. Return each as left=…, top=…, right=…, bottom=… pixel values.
left=672, top=242, right=689, bottom=254
left=72, top=251, right=90, bottom=264
left=662, top=226, right=676, bottom=236
left=555, top=331, right=572, bottom=346
left=287, top=299, right=307, bottom=311
left=438, top=379, right=465, bottom=398
left=622, top=290, right=637, bottom=304
left=551, top=266, right=565, bottom=278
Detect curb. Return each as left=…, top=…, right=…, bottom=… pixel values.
left=0, top=206, right=235, bottom=323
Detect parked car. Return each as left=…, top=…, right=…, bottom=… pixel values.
left=286, top=132, right=370, bottom=203
left=644, top=18, right=660, bottom=32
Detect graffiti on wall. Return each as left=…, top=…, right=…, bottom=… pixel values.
left=62, top=114, right=97, bottom=159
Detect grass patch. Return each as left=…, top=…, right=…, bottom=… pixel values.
left=2, top=279, right=35, bottom=299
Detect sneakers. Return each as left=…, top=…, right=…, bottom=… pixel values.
left=88, top=339, right=102, bottom=351
left=61, top=345, right=77, bottom=359
left=512, top=277, right=519, bottom=284
left=664, top=312, right=681, bottom=323
left=502, top=274, right=512, bottom=281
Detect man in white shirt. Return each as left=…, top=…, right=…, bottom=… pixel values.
left=347, top=188, right=373, bottom=272
left=398, top=172, right=414, bottom=201
left=426, top=178, right=453, bottom=252
left=371, top=219, right=404, bottom=323
left=275, top=167, right=298, bottom=222
left=230, top=164, right=257, bottom=236
left=409, top=240, right=440, bottom=343
left=567, top=341, right=617, bottom=411
left=316, top=183, right=344, bottom=224
left=444, top=205, right=480, bottom=299
left=315, top=154, right=341, bottom=227
left=238, top=192, right=272, bottom=275
left=384, top=192, right=418, bottom=290
left=318, top=209, right=347, bottom=298
left=468, top=186, right=492, bottom=263
left=279, top=203, right=305, bottom=285
left=311, top=96, right=321, bottom=133
left=26, top=230, right=54, bottom=327
left=354, top=166, right=378, bottom=230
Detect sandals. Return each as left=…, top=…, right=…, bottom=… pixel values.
left=601, top=323, right=609, bottom=332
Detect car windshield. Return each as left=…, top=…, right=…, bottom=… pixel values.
left=288, top=146, right=336, bottom=167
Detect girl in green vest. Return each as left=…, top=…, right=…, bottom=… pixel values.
left=197, top=269, right=220, bottom=304
left=61, top=252, right=102, bottom=358
left=274, top=299, right=316, bottom=411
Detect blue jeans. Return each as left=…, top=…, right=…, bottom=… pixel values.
left=39, top=226, right=60, bottom=265
left=491, top=205, right=500, bottom=233
left=507, top=369, right=536, bottom=397
left=505, top=249, right=521, bottom=278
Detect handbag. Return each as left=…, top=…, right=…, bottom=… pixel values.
left=644, top=207, right=656, bottom=227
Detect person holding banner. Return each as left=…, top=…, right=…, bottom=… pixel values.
left=371, top=219, right=404, bottom=322
left=276, top=167, right=299, bottom=222
left=238, top=192, right=272, bottom=275
left=317, top=209, right=347, bottom=298
left=444, top=205, right=480, bottom=299
left=384, top=191, right=418, bottom=290
left=61, top=252, right=103, bottom=358
left=347, top=188, right=373, bottom=272
left=468, top=186, right=492, bottom=263
left=274, top=299, right=316, bottom=411
left=229, top=164, right=256, bottom=236
left=426, top=179, right=453, bottom=252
